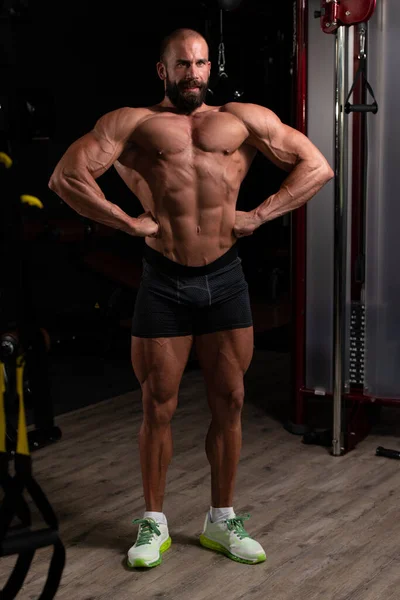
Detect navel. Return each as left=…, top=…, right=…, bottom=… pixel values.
left=223, top=149, right=230, bottom=155
left=196, top=225, right=201, bottom=235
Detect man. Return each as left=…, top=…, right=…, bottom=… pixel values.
left=49, top=28, right=333, bottom=568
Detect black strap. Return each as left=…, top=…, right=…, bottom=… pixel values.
left=0, top=459, right=66, bottom=600
left=0, top=358, right=66, bottom=600
left=345, top=57, right=378, bottom=114
left=0, top=461, right=35, bottom=599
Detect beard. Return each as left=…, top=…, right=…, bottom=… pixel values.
left=165, top=75, right=209, bottom=113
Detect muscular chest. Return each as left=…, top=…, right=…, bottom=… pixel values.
left=132, top=112, right=248, bottom=159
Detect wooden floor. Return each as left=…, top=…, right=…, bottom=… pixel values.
left=2, top=349, right=400, bottom=600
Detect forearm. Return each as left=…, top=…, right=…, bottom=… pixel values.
left=254, top=160, right=333, bottom=224
left=49, top=170, right=137, bottom=235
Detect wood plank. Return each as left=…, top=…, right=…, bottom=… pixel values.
left=1, top=350, right=400, bottom=600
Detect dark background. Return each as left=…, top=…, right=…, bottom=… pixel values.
left=0, top=0, right=295, bottom=420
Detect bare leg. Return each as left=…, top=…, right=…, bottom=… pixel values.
left=195, top=327, right=254, bottom=508
left=131, top=335, right=193, bottom=512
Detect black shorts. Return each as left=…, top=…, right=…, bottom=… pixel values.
left=131, top=243, right=253, bottom=338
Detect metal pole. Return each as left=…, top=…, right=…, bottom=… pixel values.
left=332, top=25, right=347, bottom=456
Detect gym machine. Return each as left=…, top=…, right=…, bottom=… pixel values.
left=0, top=135, right=65, bottom=600
left=290, top=0, right=400, bottom=455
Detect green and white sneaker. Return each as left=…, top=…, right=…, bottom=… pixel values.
left=199, top=512, right=266, bottom=565
left=127, top=517, right=171, bottom=568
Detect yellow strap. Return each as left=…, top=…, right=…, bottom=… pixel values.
left=0, top=363, right=6, bottom=453
left=16, top=356, right=30, bottom=456
left=20, top=195, right=44, bottom=209
left=0, top=152, right=13, bottom=169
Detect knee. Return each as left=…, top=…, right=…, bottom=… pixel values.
left=142, top=380, right=178, bottom=426
left=142, top=395, right=177, bottom=426
left=210, top=387, right=245, bottom=424
left=225, top=388, right=245, bottom=414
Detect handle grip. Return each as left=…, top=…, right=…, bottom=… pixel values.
left=376, top=446, right=400, bottom=460
left=345, top=103, right=378, bottom=114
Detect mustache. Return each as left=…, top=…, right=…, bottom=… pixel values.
left=180, top=80, right=203, bottom=88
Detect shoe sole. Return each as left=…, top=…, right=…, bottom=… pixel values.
left=199, top=534, right=266, bottom=565
left=127, top=536, right=172, bottom=568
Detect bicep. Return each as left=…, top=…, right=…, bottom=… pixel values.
left=59, top=130, right=124, bottom=181
left=53, top=108, right=136, bottom=183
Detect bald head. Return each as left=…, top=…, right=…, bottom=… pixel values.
left=160, top=28, right=209, bottom=64
left=157, top=28, right=211, bottom=114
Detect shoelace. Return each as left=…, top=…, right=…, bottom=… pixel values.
left=131, top=518, right=161, bottom=546
left=225, top=514, right=251, bottom=540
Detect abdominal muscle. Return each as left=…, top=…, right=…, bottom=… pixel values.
left=115, top=154, right=242, bottom=267
left=115, top=126, right=253, bottom=265
left=145, top=189, right=238, bottom=266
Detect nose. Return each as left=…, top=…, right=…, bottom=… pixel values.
left=186, top=63, right=199, bottom=79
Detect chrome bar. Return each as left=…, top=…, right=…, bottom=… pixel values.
left=332, top=25, right=348, bottom=456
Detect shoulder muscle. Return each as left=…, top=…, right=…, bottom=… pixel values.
left=60, top=107, right=147, bottom=179
left=224, top=102, right=323, bottom=172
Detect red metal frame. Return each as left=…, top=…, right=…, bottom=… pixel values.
left=292, top=0, right=308, bottom=426
left=300, top=387, right=400, bottom=407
